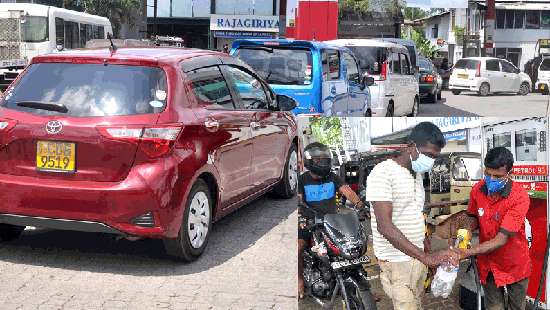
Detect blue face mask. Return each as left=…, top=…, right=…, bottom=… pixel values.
left=410, top=146, right=435, bottom=173
left=484, top=175, right=508, bottom=194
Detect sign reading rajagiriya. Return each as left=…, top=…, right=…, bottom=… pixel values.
left=210, top=14, right=280, bottom=33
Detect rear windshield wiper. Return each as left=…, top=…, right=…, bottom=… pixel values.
left=15, top=101, right=68, bottom=113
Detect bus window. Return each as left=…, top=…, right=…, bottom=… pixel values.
left=85, top=24, right=92, bottom=42
left=55, top=17, right=64, bottom=46
left=79, top=24, right=86, bottom=47
left=515, top=129, right=537, bottom=161
left=98, top=26, right=105, bottom=39
left=493, top=132, right=512, bottom=154
left=64, top=21, right=79, bottom=49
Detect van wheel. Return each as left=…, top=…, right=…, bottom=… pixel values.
left=364, top=109, right=372, bottom=117
left=437, top=91, right=442, bottom=100
left=451, top=90, right=461, bottom=95
left=478, top=83, right=490, bottom=96
left=0, top=224, right=25, bottom=241
left=519, top=82, right=530, bottom=96
left=163, top=179, right=212, bottom=262
left=385, top=103, right=394, bottom=117
left=543, top=89, right=550, bottom=95
left=273, top=143, right=298, bottom=199
left=408, top=97, right=419, bottom=117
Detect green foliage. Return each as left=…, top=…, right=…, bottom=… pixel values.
left=454, top=26, right=465, bottom=45
left=402, top=27, right=439, bottom=59
left=403, top=7, right=427, bottom=21
left=309, top=117, right=343, bottom=147
left=82, top=0, right=141, bottom=37
left=339, top=0, right=370, bottom=14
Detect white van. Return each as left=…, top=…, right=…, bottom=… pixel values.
left=536, top=57, right=550, bottom=95
left=326, top=39, right=420, bottom=117
left=449, top=57, right=531, bottom=96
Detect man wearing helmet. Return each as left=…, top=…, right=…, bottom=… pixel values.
left=297, top=142, right=365, bottom=298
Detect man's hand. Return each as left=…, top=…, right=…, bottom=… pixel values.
left=451, top=247, right=470, bottom=261
left=421, top=249, right=460, bottom=268
left=423, top=236, right=432, bottom=254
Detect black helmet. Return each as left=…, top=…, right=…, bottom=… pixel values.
left=304, top=142, right=332, bottom=177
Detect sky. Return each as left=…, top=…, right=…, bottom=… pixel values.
left=407, top=0, right=468, bottom=9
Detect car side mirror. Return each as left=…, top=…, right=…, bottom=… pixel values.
left=276, top=94, right=297, bottom=111
left=360, top=73, right=375, bottom=90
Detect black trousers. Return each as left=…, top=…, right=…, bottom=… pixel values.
left=483, top=273, right=529, bottom=310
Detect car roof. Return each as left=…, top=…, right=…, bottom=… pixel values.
left=325, top=39, right=403, bottom=48
left=31, top=47, right=229, bottom=66
left=459, top=57, right=502, bottom=61
left=231, top=39, right=350, bottom=51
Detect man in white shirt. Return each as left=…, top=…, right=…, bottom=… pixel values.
left=366, top=122, right=457, bottom=310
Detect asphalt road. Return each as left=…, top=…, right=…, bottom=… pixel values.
left=419, top=90, right=549, bottom=116
left=0, top=195, right=298, bottom=310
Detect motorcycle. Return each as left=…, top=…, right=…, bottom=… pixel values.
left=300, top=204, right=377, bottom=310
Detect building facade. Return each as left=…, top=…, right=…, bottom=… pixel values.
left=147, top=0, right=281, bottom=49
left=418, top=1, right=550, bottom=70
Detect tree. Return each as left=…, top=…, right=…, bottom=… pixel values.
left=403, top=7, right=427, bottom=21
left=82, top=0, right=141, bottom=37
left=339, top=0, right=370, bottom=14
left=402, top=27, right=439, bottom=58
left=309, top=117, right=343, bottom=147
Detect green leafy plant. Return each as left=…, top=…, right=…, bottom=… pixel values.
left=309, top=117, right=343, bottom=147
left=402, top=27, right=439, bottom=58
left=82, top=0, right=141, bottom=37
left=454, top=26, right=465, bottom=45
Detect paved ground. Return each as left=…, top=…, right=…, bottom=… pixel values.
left=0, top=195, right=298, bottom=310
left=419, top=90, right=549, bottom=116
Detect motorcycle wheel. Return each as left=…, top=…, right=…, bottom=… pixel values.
left=345, top=287, right=377, bottom=310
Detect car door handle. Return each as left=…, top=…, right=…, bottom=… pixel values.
left=250, top=121, right=261, bottom=130
left=204, top=120, right=220, bottom=131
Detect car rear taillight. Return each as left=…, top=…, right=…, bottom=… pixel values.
left=475, top=62, right=481, bottom=77
left=98, top=124, right=183, bottom=158
left=0, top=119, right=17, bottom=132
left=423, top=74, right=435, bottom=83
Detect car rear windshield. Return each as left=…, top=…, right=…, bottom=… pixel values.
left=541, top=59, right=550, bottom=71
left=418, top=58, right=432, bottom=71
left=235, top=47, right=313, bottom=85
left=454, top=59, right=480, bottom=70
left=347, top=46, right=387, bottom=75
left=0, top=63, right=167, bottom=117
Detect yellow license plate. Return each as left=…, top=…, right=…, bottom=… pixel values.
left=36, top=141, right=76, bottom=172
left=458, top=74, right=469, bottom=79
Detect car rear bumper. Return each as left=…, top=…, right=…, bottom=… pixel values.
left=419, top=84, right=436, bottom=95
left=449, top=78, right=479, bottom=91
left=0, top=160, right=187, bottom=238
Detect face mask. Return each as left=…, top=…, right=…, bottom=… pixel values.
left=410, top=146, right=435, bottom=173
left=484, top=175, right=508, bottom=194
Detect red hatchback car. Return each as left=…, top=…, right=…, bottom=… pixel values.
left=0, top=47, right=298, bottom=261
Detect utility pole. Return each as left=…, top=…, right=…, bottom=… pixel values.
left=153, top=0, right=158, bottom=38
left=484, top=0, right=495, bottom=57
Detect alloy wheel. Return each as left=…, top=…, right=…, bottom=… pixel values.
left=187, top=191, right=210, bottom=249
left=288, top=150, right=298, bottom=192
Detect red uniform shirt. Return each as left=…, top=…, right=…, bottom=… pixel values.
left=467, top=180, right=531, bottom=287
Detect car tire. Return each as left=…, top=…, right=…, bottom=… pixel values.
left=385, top=102, right=394, bottom=117
left=519, top=82, right=530, bottom=96
left=478, top=83, right=490, bottom=97
left=428, top=91, right=437, bottom=103
left=543, top=89, right=550, bottom=95
left=452, top=90, right=461, bottom=95
left=437, top=90, right=442, bottom=100
left=163, top=179, right=212, bottom=262
left=364, top=109, right=372, bottom=117
left=408, top=97, right=419, bottom=116
left=0, top=224, right=25, bottom=241
left=273, top=143, right=298, bottom=199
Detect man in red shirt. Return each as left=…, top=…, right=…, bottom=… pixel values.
left=453, top=147, right=531, bottom=310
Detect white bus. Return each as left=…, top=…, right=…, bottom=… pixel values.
left=0, top=3, right=112, bottom=87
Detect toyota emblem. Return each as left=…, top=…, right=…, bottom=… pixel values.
left=46, top=120, right=63, bottom=135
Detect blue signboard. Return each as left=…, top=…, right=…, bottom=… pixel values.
left=213, top=31, right=276, bottom=39
left=444, top=129, right=467, bottom=141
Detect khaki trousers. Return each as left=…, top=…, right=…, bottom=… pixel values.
left=379, top=259, right=428, bottom=310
